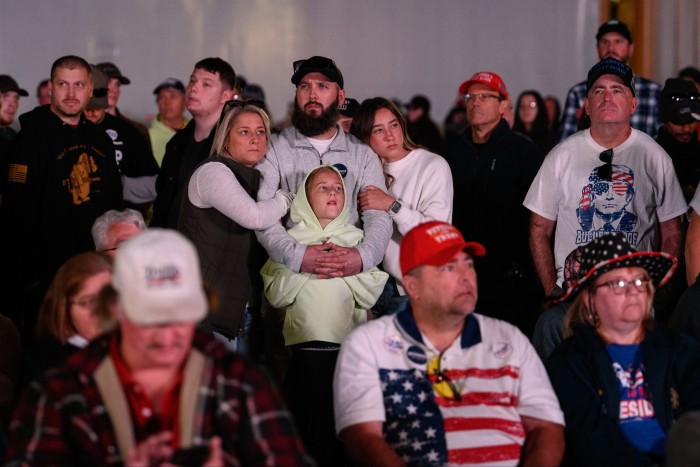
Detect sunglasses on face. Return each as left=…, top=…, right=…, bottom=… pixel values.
left=668, top=94, right=700, bottom=103
left=598, top=148, right=614, bottom=181
left=427, top=353, right=462, bottom=402
left=592, top=181, right=628, bottom=196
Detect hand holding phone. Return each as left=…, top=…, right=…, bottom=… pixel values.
left=170, top=445, right=210, bottom=466
left=170, top=437, right=223, bottom=466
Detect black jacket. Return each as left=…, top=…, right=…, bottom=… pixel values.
left=151, top=120, right=215, bottom=228
left=97, top=113, right=158, bottom=179
left=407, top=116, right=444, bottom=155
left=547, top=324, right=700, bottom=466
left=655, top=126, right=700, bottom=202
left=446, top=118, right=543, bottom=284
left=1, top=105, right=122, bottom=284
left=0, top=106, right=122, bottom=337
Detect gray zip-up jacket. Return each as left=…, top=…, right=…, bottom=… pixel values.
left=256, top=124, right=391, bottom=272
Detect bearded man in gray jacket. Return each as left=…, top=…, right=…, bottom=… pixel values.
left=256, top=56, right=391, bottom=279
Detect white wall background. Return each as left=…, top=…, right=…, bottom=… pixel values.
left=0, top=0, right=696, bottom=129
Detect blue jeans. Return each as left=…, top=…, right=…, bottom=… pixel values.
left=213, top=306, right=261, bottom=357
left=531, top=302, right=569, bottom=362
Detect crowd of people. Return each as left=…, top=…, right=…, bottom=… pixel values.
left=1, top=17, right=700, bottom=467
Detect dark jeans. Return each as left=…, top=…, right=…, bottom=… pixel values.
left=212, top=306, right=262, bottom=360
left=283, top=344, right=348, bottom=467
left=372, top=275, right=409, bottom=318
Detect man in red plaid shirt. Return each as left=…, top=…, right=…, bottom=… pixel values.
left=6, top=229, right=312, bottom=466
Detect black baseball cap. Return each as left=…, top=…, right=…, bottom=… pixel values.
left=0, top=75, right=28, bottom=96
left=586, top=57, right=635, bottom=97
left=291, top=56, right=344, bottom=89
left=153, top=78, right=185, bottom=95
left=96, top=62, right=130, bottom=85
left=339, top=98, right=360, bottom=117
left=659, top=78, right=700, bottom=125
left=596, top=19, right=633, bottom=43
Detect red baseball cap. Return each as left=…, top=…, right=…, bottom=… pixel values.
left=458, top=72, right=508, bottom=99
left=400, top=221, right=486, bottom=276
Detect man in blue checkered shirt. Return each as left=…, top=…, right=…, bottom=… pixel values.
left=560, top=20, right=661, bottom=141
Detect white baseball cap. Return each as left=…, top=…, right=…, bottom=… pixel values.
left=112, top=229, right=207, bottom=325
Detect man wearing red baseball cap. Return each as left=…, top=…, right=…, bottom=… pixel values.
left=445, top=72, right=544, bottom=336
left=334, top=221, right=564, bottom=467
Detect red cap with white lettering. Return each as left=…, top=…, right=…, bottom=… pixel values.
left=458, top=71, right=508, bottom=99
left=400, top=221, right=486, bottom=276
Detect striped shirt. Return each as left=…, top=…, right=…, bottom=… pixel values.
left=335, top=309, right=564, bottom=466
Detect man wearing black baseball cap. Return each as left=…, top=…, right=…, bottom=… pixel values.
left=148, top=78, right=189, bottom=166
left=337, top=97, right=359, bottom=133
left=525, top=57, right=686, bottom=309
left=254, top=55, right=391, bottom=464
left=96, top=62, right=150, bottom=143
left=85, top=65, right=159, bottom=216
left=655, top=78, right=700, bottom=202
left=0, top=74, right=28, bottom=141
left=560, top=19, right=662, bottom=140
left=257, top=55, right=390, bottom=281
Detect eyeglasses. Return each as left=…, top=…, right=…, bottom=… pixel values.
left=463, top=93, right=501, bottom=104
left=293, top=57, right=338, bottom=74
left=71, top=295, right=98, bottom=308
left=593, top=278, right=650, bottom=295
left=598, top=148, right=614, bottom=181
left=427, top=353, right=462, bottom=401
left=668, top=94, right=700, bottom=103
left=218, top=99, right=266, bottom=126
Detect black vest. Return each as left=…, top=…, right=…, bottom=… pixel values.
left=178, top=153, right=266, bottom=338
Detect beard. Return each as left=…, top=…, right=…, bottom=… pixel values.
left=292, top=100, right=340, bottom=137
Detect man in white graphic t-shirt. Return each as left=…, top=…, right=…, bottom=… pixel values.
left=524, top=57, right=686, bottom=297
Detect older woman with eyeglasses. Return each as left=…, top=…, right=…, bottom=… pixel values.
left=178, top=101, right=292, bottom=358
left=546, top=232, right=700, bottom=466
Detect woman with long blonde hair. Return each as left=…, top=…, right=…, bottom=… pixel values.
left=178, top=100, right=292, bottom=358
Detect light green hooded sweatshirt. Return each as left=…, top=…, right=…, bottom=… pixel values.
left=261, top=165, right=389, bottom=346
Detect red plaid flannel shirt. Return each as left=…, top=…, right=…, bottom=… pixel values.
left=6, top=331, right=314, bottom=466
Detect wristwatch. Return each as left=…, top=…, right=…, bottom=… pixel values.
left=389, top=200, right=402, bottom=215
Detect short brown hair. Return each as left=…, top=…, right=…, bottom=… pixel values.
left=50, top=55, right=91, bottom=82
left=37, top=251, right=113, bottom=343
